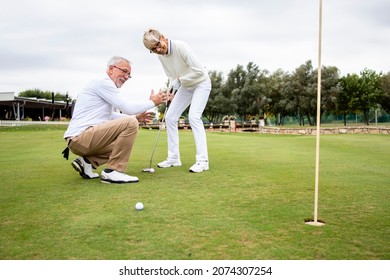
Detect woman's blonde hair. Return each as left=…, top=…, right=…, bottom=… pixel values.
left=143, top=28, right=162, bottom=50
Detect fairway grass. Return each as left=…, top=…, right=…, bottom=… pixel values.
left=0, top=125, right=389, bottom=260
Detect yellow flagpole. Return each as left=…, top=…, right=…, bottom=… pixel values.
left=306, top=0, right=325, bottom=226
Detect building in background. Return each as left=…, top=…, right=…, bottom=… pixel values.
left=0, top=92, right=73, bottom=121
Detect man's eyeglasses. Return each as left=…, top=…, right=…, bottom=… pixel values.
left=113, top=65, right=132, bottom=78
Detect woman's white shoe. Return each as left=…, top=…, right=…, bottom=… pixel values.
left=189, top=161, right=209, bottom=173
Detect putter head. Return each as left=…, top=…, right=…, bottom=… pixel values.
left=142, top=167, right=155, bottom=173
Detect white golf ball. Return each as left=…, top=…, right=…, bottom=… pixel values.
left=149, top=168, right=155, bottom=173
left=135, top=202, right=144, bottom=211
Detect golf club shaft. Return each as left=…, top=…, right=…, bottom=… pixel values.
left=148, top=105, right=168, bottom=168
left=147, top=88, right=177, bottom=168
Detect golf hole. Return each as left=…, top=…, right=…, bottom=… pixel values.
left=304, top=218, right=326, bottom=226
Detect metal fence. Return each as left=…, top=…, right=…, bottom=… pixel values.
left=0, top=120, right=68, bottom=126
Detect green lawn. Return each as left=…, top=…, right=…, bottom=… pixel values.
left=0, top=125, right=389, bottom=260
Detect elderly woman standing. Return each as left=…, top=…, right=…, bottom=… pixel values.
left=143, top=28, right=211, bottom=173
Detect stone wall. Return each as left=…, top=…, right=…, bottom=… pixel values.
left=207, top=126, right=390, bottom=135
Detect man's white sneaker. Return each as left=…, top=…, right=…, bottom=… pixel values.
left=101, top=170, right=139, bottom=184
left=189, top=161, right=209, bottom=173
left=71, top=157, right=99, bottom=179
left=157, top=159, right=182, bottom=168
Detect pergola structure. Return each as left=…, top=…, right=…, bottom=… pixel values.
left=0, top=92, right=73, bottom=121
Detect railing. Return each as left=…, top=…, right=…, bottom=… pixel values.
left=0, top=120, right=68, bottom=126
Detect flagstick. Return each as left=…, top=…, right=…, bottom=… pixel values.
left=306, top=0, right=325, bottom=226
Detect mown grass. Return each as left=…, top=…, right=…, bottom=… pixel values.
left=0, top=125, right=389, bottom=260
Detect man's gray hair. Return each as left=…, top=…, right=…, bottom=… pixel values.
left=143, top=28, right=162, bottom=50
left=107, top=56, right=131, bottom=70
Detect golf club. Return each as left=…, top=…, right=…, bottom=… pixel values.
left=142, top=87, right=177, bottom=173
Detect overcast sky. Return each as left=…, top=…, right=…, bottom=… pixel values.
left=1, top=0, right=389, bottom=101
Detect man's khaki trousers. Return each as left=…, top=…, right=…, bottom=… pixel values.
left=68, top=116, right=138, bottom=172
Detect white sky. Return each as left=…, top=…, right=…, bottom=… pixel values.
left=0, top=0, right=389, bottom=101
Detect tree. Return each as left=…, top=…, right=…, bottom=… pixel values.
left=267, top=69, right=294, bottom=125
left=239, top=62, right=262, bottom=120
left=251, top=68, right=270, bottom=119
left=379, top=72, right=390, bottom=113
left=291, top=61, right=317, bottom=125
left=19, top=89, right=71, bottom=102
left=204, top=70, right=228, bottom=123
left=226, top=64, right=246, bottom=119
left=350, top=69, right=383, bottom=125
left=228, top=62, right=270, bottom=122
left=317, top=65, right=341, bottom=122
left=339, top=74, right=359, bottom=125
left=19, top=89, right=51, bottom=99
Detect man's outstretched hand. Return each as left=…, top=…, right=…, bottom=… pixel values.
left=149, top=89, right=167, bottom=106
